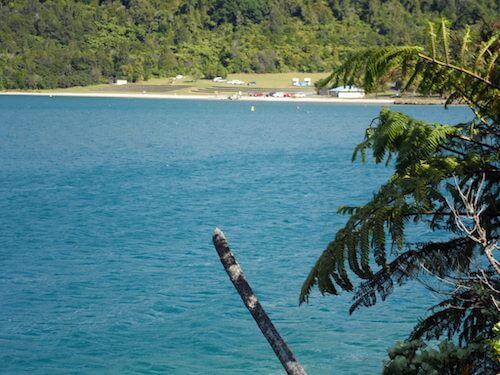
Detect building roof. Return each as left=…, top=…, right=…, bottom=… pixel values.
left=330, top=85, right=365, bottom=93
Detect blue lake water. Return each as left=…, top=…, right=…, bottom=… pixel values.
left=0, top=96, right=472, bottom=374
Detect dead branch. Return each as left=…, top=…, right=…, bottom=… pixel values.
left=447, top=174, right=500, bottom=274
left=212, top=228, right=308, bottom=375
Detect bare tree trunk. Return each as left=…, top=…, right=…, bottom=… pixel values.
left=212, top=228, right=308, bottom=375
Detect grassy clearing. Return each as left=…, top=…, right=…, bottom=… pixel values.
left=40, top=72, right=330, bottom=95
left=223, top=72, right=329, bottom=88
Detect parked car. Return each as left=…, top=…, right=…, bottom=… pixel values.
left=227, top=79, right=245, bottom=85
left=247, top=81, right=257, bottom=86
left=251, top=92, right=265, bottom=97
left=270, top=91, right=284, bottom=97
left=213, top=77, right=226, bottom=83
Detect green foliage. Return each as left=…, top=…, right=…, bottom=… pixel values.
left=382, top=340, right=486, bottom=375
left=487, top=322, right=500, bottom=363
left=0, top=0, right=498, bottom=88
left=301, top=21, right=499, bottom=374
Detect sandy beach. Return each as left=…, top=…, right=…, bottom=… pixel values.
left=0, top=91, right=395, bottom=104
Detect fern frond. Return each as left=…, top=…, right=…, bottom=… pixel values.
left=459, top=26, right=471, bottom=65
left=474, top=33, right=499, bottom=71
left=337, top=206, right=360, bottom=215
left=346, top=231, right=364, bottom=279
left=315, top=71, right=336, bottom=92
left=360, top=223, right=372, bottom=277
left=352, top=126, right=375, bottom=162
left=440, top=18, right=450, bottom=64
left=318, top=46, right=423, bottom=93
left=302, top=24, right=499, bottom=368
left=428, top=22, right=437, bottom=59
left=402, top=59, right=424, bottom=92
left=349, top=255, right=408, bottom=314
left=349, top=238, right=472, bottom=314
left=317, top=245, right=338, bottom=296
left=373, top=210, right=387, bottom=267
left=300, top=261, right=319, bottom=304
left=410, top=307, right=464, bottom=342
left=390, top=206, right=405, bottom=251
left=410, top=273, right=499, bottom=345
left=485, top=52, right=498, bottom=81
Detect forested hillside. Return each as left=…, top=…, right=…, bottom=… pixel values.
left=0, top=0, right=498, bottom=89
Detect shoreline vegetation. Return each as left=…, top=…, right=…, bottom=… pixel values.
left=1, top=0, right=496, bottom=91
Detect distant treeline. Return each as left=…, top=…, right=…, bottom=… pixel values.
left=0, top=0, right=498, bottom=89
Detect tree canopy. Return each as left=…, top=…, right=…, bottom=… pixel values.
left=301, top=20, right=499, bottom=374
left=0, top=0, right=498, bottom=89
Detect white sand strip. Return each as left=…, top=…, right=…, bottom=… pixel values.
left=0, top=91, right=394, bottom=104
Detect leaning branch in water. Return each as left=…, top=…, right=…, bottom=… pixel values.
left=212, top=228, right=308, bottom=375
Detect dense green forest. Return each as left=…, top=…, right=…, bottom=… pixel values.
left=0, top=0, right=498, bottom=89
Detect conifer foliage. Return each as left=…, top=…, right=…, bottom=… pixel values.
left=301, top=21, right=499, bottom=373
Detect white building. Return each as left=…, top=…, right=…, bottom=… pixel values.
left=292, top=78, right=312, bottom=87
left=329, top=86, right=365, bottom=98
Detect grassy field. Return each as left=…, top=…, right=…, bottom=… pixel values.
left=7, top=71, right=447, bottom=103
left=40, top=72, right=331, bottom=96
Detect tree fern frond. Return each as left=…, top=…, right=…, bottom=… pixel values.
left=440, top=18, right=450, bottom=64
left=349, top=238, right=472, bottom=314
left=459, top=26, right=471, bottom=65
left=299, top=261, right=320, bottom=304
left=337, top=206, right=360, bottom=215
left=352, top=126, right=375, bottom=162
left=331, top=236, right=353, bottom=291
left=428, top=21, right=437, bottom=59
left=410, top=307, right=464, bottom=341
left=318, top=46, right=423, bottom=93
left=315, top=71, right=336, bottom=92
left=317, top=245, right=338, bottom=296
left=360, top=223, right=372, bottom=277
left=302, top=24, right=499, bottom=371
left=410, top=273, right=499, bottom=345
left=445, top=91, right=462, bottom=108
left=474, top=33, right=499, bottom=71
left=373, top=211, right=387, bottom=267
left=402, top=60, right=424, bottom=92
left=390, top=207, right=405, bottom=251
left=485, top=52, right=498, bottom=81
left=348, top=249, right=419, bottom=314
left=346, top=231, right=365, bottom=279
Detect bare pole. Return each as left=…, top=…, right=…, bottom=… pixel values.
left=212, top=228, right=308, bottom=375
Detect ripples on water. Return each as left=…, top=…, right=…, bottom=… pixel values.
left=0, top=97, right=472, bottom=374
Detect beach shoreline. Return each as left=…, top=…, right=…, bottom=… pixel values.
left=0, top=91, right=395, bottom=104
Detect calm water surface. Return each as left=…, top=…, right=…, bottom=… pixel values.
left=0, top=97, right=472, bottom=374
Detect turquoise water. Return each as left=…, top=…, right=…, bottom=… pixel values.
left=0, top=97, right=472, bottom=374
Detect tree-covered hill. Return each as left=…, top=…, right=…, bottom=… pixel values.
left=0, top=0, right=498, bottom=89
